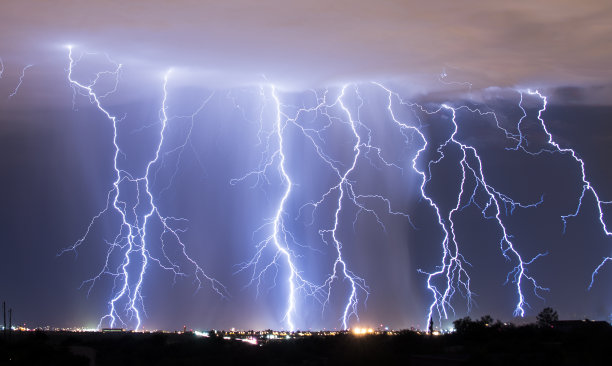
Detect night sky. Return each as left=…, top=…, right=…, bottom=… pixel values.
left=0, top=1, right=611, bottom=332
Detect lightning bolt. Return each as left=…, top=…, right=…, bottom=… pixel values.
left=525, top=91, right=610, bottom=236
left=0, top=57, right=4, bottom=79
left=8, top=64, right=33, bottom=99
left=155, top=90, right=216, bottom=197
left=310, top=86, right=372, bottom=331
left=314, top=86, right=413, bottom=329
left=60, top=46, right=226, bottom=330
left=374, top=83, right=547, bottom=328
left=233, top=86, right=325, bottom=331
left=234, top=85, right=414, bottom=330
left=511, top=91, right=611, bottom=289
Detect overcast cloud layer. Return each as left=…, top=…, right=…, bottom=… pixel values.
left=2, top=0, right=612, bottom=91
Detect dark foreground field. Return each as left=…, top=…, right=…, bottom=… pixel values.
left=1, top=325, right=610, bottom=366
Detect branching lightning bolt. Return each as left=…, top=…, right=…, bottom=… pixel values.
left=308, top=86, right=372, bottom=331
left=59, top=46, right=226, bottom=330
left=509, top=91, right=611, bottom=289
left=313, top=86, right=413, bottom=329
left=8, top=64, right=33, bottom=99
left=233, top=85, right=324, bottom=331
left=234, top=85, right=414, bottom=330
left=155, top=90, right=216, bottom=197
left=374, top=83, right=548, bottom=328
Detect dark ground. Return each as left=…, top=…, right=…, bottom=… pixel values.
left=0, top=324, right=610, bottom=366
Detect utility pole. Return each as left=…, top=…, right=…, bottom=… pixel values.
left=3, top=301, right=6, bottom=338
left=8, top=308, right=11, bottom=336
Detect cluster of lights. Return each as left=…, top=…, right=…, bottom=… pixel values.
left=352, top=327, right=375, bottom=335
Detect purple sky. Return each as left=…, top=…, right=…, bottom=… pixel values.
left=0, top=1, right=611, bottom=331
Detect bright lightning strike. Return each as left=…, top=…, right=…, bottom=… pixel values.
left=513, top=90, right=611, bottom=289
left=233, top=86, right=324, bottom=331
left=315, top=86, right=414, bottom=329
left=59, top=47, right=226, bottom=330
left=374, top=83, right=548, bottom=327
left=234, top=85, right=414, bottom=330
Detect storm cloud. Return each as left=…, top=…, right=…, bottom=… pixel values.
left=2, top=0, right=612, bottom=91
